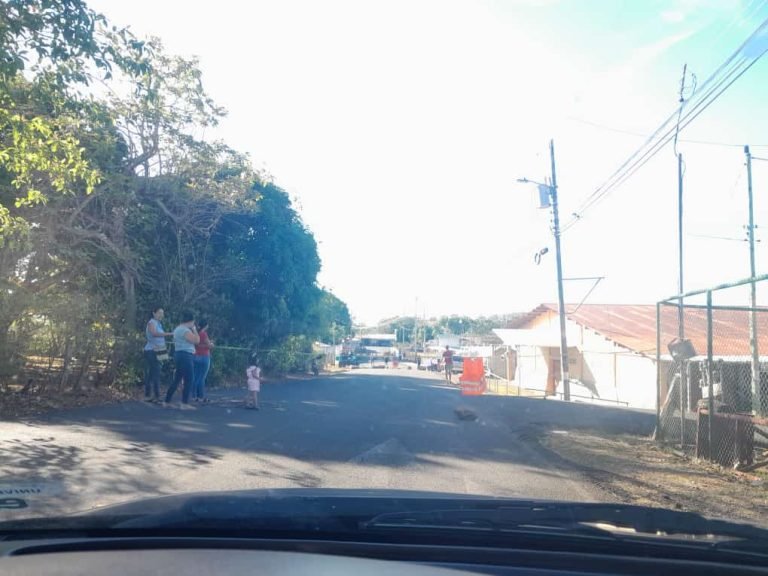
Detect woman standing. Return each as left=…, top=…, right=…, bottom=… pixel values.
left=164, top=310, right=200, bottom=409
left=143, top=307, right=172, bottom=403
left=245, top=355, right=261, bottom=410
left=193, top=318, right=214, bottom=402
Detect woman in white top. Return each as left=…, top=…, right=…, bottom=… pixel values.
left=143, top=307, right=173, bottom=402
left=164, top=310, right=200, bottom=409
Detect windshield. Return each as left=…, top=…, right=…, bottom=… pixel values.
left=360, top=338, right=397, bottom=348
left=1, top=0, right=768, bottom=539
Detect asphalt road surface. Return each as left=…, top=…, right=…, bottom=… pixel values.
left=0, top=368, right=653, bottom=520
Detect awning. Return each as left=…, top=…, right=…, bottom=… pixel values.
left=493, top=327, right=580, bottom=348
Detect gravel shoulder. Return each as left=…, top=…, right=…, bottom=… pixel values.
left=542, top=429, right=768, bottom=527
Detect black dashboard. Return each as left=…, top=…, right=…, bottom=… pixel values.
left=2, top=536, right=767, bottom=576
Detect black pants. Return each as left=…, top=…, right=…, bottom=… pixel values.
left=144, top=350, right=161, bottom=399
left=166, top=351, right=195, bottom=404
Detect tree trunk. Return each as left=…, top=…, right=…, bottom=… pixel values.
left=122, top=271, right=137, bottom=333
left=0, top=318, right=14, bottom=378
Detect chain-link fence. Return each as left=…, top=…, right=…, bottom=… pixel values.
left=656, top=275, right=768, bottom=470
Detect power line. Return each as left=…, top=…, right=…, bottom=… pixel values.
left=561, top=17, right=768, bottom=233
left=571, top=58, right=757, bottom=221
left=569, top=57, right=749, bottom=222
left=689, top=233, right=753, bottom=242
left=565, top=17, right=768, bottom=227
left=709, top=0, right=768, bottom=46
left=567, top=116, right=768, bottom=148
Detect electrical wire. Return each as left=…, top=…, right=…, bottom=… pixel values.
left=567, top=116, right=768, bottom=148
left=567, top=277, right=604, bottom=314
left=561, top=54, right=762, bottom=233
left=560, top=16, right=768, bottom=234
left=688, top=233, right=753, bottom=242
left=567, top=47, right=764, bottom=227
left=571, top=55, right=749, bottom=218
left=707, top=0, right=768, bottom=49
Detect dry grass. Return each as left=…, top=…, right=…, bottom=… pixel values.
left=543, top=429, right=768, bottom=526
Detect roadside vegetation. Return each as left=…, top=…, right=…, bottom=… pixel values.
left=0, top=0, right=351, bottom=415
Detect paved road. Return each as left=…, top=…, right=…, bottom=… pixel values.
left=0, top=369, right=652, bottom=519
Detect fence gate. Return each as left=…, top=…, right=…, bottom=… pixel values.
left=656, top=275, right=768, bottom=470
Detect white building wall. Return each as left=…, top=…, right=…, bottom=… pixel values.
left=515, top=344, right=550, bottom=392
left=516, top=310, right=657, bottom=409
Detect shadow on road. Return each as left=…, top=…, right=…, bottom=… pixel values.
left=0, top=371, right=654, bottom=514
left=13, top=372, right=655, bottom=465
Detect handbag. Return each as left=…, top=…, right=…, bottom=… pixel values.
left=154, top=345, right=170, bottom=362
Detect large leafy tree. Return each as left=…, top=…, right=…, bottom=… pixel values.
left=0, top=0, right=350, bottom=391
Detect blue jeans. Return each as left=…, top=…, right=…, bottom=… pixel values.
left=143, top=350, right=161, bottom=399
left=193, top=355, right=211, bottom=399
left=166, top=351, right=195, bottom=404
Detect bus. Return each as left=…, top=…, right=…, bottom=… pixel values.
left=359, top=333, right=398, bottom=365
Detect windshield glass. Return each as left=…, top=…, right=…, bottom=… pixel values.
left=1, top=0, right=768, bottom=538
left=360, top=338, right=396, bottom=348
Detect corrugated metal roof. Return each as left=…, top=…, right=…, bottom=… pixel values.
left=512, top=303, right=768, bottom=358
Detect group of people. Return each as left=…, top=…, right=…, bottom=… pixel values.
left=143, top=307, right=262, bottom=410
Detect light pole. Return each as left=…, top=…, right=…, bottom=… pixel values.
left=518, top=139, right=570, bottom=401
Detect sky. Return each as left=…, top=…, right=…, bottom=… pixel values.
left=89, top=0, right=768, bottom=324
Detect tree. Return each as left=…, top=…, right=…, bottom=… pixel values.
left=0, top=0, right=147, bottom=241
left=0, top=1, right=352, bottom=393
left=213, top=181, right=321, bottom=347
left=310, top=291, right=352, bottom=343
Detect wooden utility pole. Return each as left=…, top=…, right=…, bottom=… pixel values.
left=745, top=145, right=762, bottom=415
left=550, top=140, right=570, bottom=402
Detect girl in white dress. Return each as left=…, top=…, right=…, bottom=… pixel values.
left=246, top=355, right=261, bottom=410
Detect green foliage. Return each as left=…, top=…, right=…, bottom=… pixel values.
left=381, top=314, right=513, bottom=344
left=0, top=0, right=351, bottom=394
left=0, top=0, right=139, bottom=242
left=261, top=336, right=314, bottom=376
left=0, top=0, right=111, bottom=83
left=0, top=100, right=100, bottom=237
left=312, top=291, right=352, bottom=343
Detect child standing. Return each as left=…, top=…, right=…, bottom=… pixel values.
left=246, top=355, right=261, bottom=410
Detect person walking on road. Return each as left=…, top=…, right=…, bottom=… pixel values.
left=164, top=310, right=199, bottom=409
left=143, top=307, right=172, bottom=403
left=442, top=345, right=455, bottom=384
left=246, top=355, right=261, bottom=410
left=193, top=318, right=214, bottom=403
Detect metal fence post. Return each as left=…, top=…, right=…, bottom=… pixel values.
left=656, top=302, right=662, bottom=441
left=707, top=290, right=714, bottom=461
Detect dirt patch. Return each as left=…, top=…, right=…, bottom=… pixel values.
left=0, top=371, right=349, bottom=420
left=542, top=429, right=768, bottom=527
left=0, top=387, right=135, bottom=420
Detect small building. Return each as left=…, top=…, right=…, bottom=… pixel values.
left=494, top=303, right=768, bottom=410
left=495, top=304, right=667, bottom=408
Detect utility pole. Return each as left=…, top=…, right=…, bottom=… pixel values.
left=550, top=139, right=571, bottom=402
left=414, top=297, right=419, bottom=351
left=675, top=65, right=687, bottom=424
left=517, top=141, right=570, bottom=401
left=745, top=145, right=762, bottom=415
left=676, top=65, right=686, bottom=342
left=678, top=151, right=684, bottom=335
